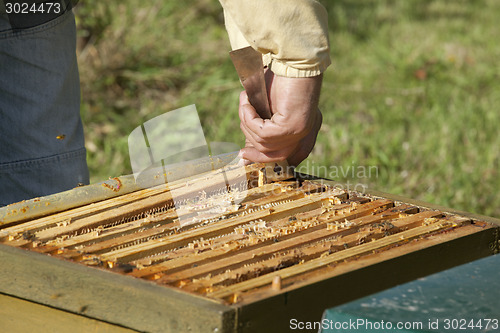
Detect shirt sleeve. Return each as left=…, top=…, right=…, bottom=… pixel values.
left=219, top=0, right=331, bottom=78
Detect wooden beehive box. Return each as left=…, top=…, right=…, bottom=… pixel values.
left=0, top=162, right=499, bottom=333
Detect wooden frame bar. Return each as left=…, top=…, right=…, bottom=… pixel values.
left=0, top=172, right=498, bottom=333
left=0, top=243, right=235, bottom=333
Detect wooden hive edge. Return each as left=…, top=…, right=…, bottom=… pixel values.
left=2, top=173, right=499, bottom=333
left=210, top=175, right=500, bottom=332
left=305, top=177, right=500, bottom=227
left=364, top=188, right=500, bottom=227
left=228, top=221, right=499, bottom=333
left=0, top=243, right=236, bottom=333
left=0, top=293, right=138, bottom=333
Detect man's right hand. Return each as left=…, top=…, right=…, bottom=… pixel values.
left=238, top=72, right=323, bottom=167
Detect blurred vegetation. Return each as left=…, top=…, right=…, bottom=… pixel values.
left=75, top=0, right=500, bottom=218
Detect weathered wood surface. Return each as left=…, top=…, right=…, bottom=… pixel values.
left=155, top=201, right=401, bottom=285
left=208, top=213, right=467, bottom=300
left=0, top=293, right=138, bottom=333
left=234, top=222, right=498, bottom=333
left=0, top=152, right=241, bottom=226
left=1, top=168, right=499, bottom=333
left=0, top=244, right=235, bottom=333
left=364, top=186, right=500, bottom=227
left=0, top=220, right=496, bottom=333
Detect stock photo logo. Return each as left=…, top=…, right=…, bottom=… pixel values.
left=127, top=105, right=249, bottom=227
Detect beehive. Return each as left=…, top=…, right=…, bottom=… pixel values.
left=0, top=162, right=498, bottom=333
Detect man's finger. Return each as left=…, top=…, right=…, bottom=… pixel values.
left=287, top=109, right=323, bottom=166
left=240, top=120, right=302, bottom=154
left=239, top=91, right=265, bottom=129
left=239, top=91, right=291, bottom=140
left=239, top=146, right=295, bottom=163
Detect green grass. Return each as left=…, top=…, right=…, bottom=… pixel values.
left=75, top=0, right=500, bottom=218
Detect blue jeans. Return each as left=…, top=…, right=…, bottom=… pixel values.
left=0, top=9, right=89, bottom=206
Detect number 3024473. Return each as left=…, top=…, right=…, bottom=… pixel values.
left=5, top=2, right=62, bottom=14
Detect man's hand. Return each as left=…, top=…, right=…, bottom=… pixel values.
left=238, top=71, right=323, bottom=167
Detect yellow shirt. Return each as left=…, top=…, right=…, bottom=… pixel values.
left=219, top=0, right=331, bottom=78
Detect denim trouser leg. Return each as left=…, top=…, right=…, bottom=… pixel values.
left=0, top=10, right=89, bottom=206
